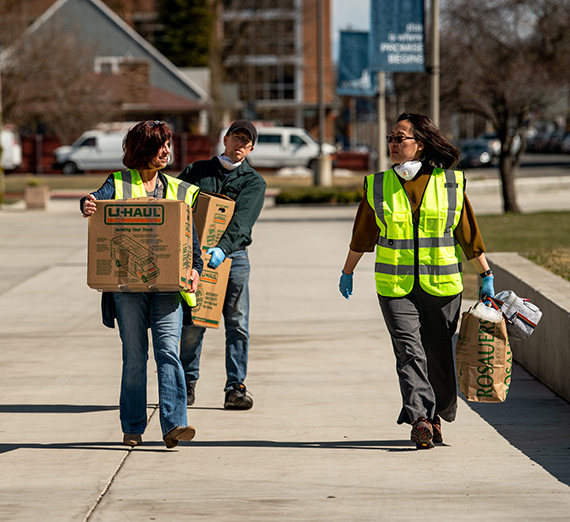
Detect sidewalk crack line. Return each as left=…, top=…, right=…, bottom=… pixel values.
left=82, top=405, right=159, bottom=521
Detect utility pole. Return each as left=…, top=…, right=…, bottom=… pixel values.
left=377, top=72, right=387, bottom=172
left=430, top=0, right=440, bottom=126
left=0, top=45, right=4, bottom=207
left=314, top=0, right=332, bottom=186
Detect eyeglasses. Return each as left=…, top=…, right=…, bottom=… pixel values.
left=386, top=135, right=417, bottom=144
left=145, top=120, right=164, bottom=128
left=230, top=133, right=252, bottom=147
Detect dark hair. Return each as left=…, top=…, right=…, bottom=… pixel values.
left=396, top=113, right=459, bottom=169
left=122, top=121, right=172, bottom=170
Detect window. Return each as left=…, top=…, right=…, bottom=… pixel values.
left=94, top=57, right=126, bottom=75
left=77, top=137, right=96, bottom=148
left=257, top=134, right=281, bottom=144
left=290, top=135, right=308, bottom=146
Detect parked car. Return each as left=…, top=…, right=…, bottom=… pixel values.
left=217, top=125, right=336, bottom=169
left=0, top=126, right=23, bottom=171
left=527, top=129, right=555, bottom=153
left=457, top=139, right=494, bottom=169
left=544, top=130, right=567, bottom=154
left=479, top=131, right=501, bottom=157
left=561, top=133, right=570, bottom=154
left=53, top=126, right=174, bottom=174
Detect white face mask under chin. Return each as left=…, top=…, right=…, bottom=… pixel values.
left=394, top=160, right=422, bottom=180
left=218, top=155, right=242, bottom=171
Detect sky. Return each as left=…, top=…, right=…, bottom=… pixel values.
left=332, top=0, right=370, bottom=61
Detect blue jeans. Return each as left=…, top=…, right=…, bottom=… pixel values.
left=113, top=292, right=188, bottom=437
left=180, top=249, right=250, bottom=391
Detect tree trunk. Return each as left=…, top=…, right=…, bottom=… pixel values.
left=498, top=152, right=521, bottom=213
left=0, top=167, right=4, bottom=207
left=0, top=87, right=4, bottom=206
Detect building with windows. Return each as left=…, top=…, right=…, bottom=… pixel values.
left=219, top=0, right=336, bottom=142
left=0, top=0, right=337, bottom=143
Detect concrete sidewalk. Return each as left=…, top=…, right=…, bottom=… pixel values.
left=1, top=194, right=570, bottom=522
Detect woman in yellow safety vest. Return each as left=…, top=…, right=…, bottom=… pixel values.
left=339, top=113, right=495, bottom=449
left=81, top=121, right=202, bottom=449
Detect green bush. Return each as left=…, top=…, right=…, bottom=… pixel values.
left=275, top=187, right=363, bottom=205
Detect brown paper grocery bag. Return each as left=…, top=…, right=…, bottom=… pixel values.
left=456, top=312, right=512, bottom=402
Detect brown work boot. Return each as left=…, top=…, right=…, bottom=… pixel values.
left=411, top=417, right=434, bottom=450
left=431, top=415, right=443, bottom=444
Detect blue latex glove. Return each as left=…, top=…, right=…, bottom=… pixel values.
left=480, top=275, right=495, bottom=302
left=339, top=271, right=353, bottom=299
left=206, top=247, right=226, bottom=269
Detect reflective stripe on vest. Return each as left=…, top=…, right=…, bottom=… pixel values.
left=366, top=167, right=464, bottom=297
left=112, top=170, right=200, bottom=305
left=113, top=170, right=199, bottom=207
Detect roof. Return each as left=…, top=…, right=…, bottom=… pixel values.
left=10, top=0, right=208, bottom=110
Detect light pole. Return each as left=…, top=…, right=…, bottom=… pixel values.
left=0, top=45, right=5, bottom=206
left=377, top=71, right=387, bottom=172
left=313, top=0, right=332, bottom=187
left=430, top=0, right=440, bottom=126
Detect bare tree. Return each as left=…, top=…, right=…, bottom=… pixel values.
left=440, top=0, right=570, bottom=212
left=1, top=20, right=121, bottom=144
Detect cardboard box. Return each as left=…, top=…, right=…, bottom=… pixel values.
left=190, top=192, right=235, bottom=328
left=191, top=254, right=232, bottom=328
left=88, top=198, right=193, bottom=292
left=193, top=192, right=235, bottom=252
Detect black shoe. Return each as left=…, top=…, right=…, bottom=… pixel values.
left=224, top=383, right=253, bottom=410
left=186, top=382, right=196, bottom=406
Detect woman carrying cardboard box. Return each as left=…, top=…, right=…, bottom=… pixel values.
left=80, top=121, right=203, bottom=449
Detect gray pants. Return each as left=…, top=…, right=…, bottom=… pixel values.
left=378, top=283, right=461, bottom=425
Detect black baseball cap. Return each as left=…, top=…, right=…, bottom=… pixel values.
left=226, top=120, right=257, bottom=145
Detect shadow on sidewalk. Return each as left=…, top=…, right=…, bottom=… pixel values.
left=0, top=405, right=119, bottom=414
left=465, top=362, right=570, bottom=487
left=0, top=439, right=419, bottom=455
left=0, top=442, right=170, bottom=454
left=188, top=439, right=418, bottom=452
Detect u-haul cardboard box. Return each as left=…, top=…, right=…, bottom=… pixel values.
left=193, top=192, right=235, bottom=251
left=191, top=255, right=232, bottom=328
left=88, top=198, right=193, bottom=292
left=190, top=192, right=235, bottom=328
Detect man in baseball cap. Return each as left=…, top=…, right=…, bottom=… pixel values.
left=178, top=120, right=266, bottom=410
left=226, top=119, right=258, bottom=145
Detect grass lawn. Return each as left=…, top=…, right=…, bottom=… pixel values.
left=462, top=211, right=570, bottom=298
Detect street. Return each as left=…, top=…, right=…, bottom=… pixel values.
left=463, top=153, right=570, bottom=179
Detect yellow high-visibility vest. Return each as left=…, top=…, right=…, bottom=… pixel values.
left=113, top=169, right=198, bottom=207
left=366, top=167, right=465, bottom=297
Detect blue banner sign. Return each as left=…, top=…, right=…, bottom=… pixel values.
left=369, top=0, right=425, bottom=72
left=337, top=31, right=378, bottom=97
